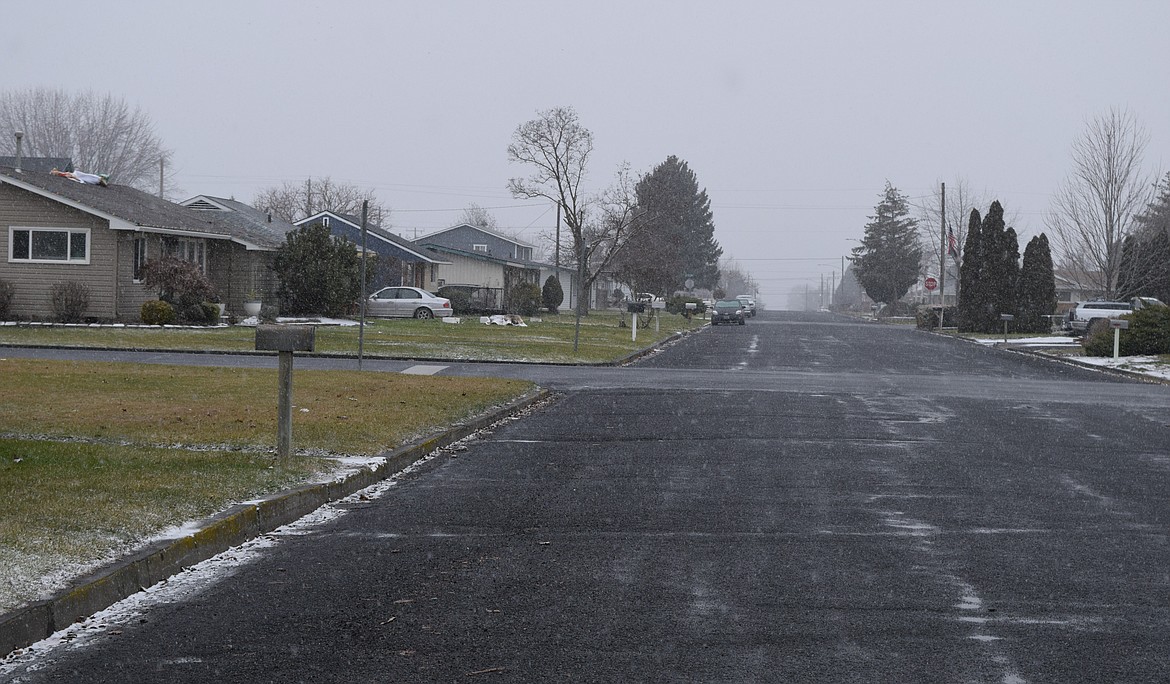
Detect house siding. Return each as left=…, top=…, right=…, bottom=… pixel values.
left=424, top=225, right=533, bottom=261
left=0, top=183, right=117, bottom=320
left=116, top=232, right=158, bottom=321
left=436, top=253, right=506, bottom=289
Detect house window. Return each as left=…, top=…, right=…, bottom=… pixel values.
left=9, top=227, right=90, bottom=264
left=162, top=237, right=206, bottom=272
left=322, top=216, right=330, bottom=227
left=133, top=237, right=147, bottom=282
left=472, top=244, right=488, bottom=253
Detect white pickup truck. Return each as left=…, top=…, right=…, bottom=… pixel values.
left=1066, top=297, right=1165, bottom=333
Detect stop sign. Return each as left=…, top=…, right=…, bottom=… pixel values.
left=924, top=277, right=938, bottom=291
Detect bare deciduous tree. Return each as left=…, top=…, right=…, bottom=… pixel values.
left=719, top=258, right=759, bottom=300
left=0, top=88, right=175, bottom=195
left=914, top=179, right=994, bottom=280
left=1047, top=108, right=1155, bottom=297
left=457, top=203, right=500, bottom=231
left=507, top=106, right=645, bottom=319
left=253, top=176, right=390, bottom=227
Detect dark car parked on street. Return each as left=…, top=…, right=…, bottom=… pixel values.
left=711, top=299, right=746, bottom=325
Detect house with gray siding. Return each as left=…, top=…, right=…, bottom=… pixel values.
left=296, top=211, right=449, bottom=291
left=416, top=223, right=622, bottom=311
left=0, top=167, right=287, bottom=322
left=416, top=224, right=536, bottom=261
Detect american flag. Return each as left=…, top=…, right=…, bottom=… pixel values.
left=947, top=225, right=959, bottom=260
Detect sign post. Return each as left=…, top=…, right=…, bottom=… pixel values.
left=256, top=326, right=316, bottom=459
left=999, top=313, right=1014, bottom=343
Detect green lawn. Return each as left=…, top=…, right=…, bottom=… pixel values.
left=0, top=310, right=697, bottom=363
left=0, top=357, right=534, bottom=613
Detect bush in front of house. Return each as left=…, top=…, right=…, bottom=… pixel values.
left=442, top=288, right=472, bottom=315
left=542, top=275, right=564, bottom=314
left=915, top=305, right=957, bottom=330
left=0, top=279, right=13, bottom=320
left=49, top=281, right=90, bottom=323
left=141, top=300, right=177, bottom=325
left=1083, top=305, right=1170, bottom=356
left=140, top=257, right=217, bottom=325
left=507, top=282, right=543, bottom=317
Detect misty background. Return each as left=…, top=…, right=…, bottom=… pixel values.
left=3, top=0, right=1167, bottom=308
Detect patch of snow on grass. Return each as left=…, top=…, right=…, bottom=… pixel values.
left=1073, top=355, right=1170, bottom=379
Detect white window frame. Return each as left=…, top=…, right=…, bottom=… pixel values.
left=162, top=236, right=206, bottom=273
left=132, top=236, right=148, bottom=282
left=472, top=244, right=489, bottom=253
left=8, top=226, right=91, bottom=264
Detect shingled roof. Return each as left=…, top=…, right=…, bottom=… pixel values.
left=0, top=156, right=73, bottom=174
left=0, top=167, right=287, bottom=249
left=182, top=195, right=298, bottom=249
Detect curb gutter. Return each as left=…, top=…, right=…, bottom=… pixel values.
left=0, top=389, right=551, bottom=658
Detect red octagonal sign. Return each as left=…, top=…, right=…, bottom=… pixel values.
left=924, top=277, right=938, bottom=291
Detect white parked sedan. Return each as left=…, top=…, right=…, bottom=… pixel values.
left=366, top=286, right=453, bottom=319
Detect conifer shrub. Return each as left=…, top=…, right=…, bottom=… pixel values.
left=667, top=295, right=705, bottom=315
left=542, top=275, right=564, bottom=314
left=140, top=300, right=177, bottom=325
left=1083, top=306, right=1170, bottom=356
left=507, top=283, right=543, bottom=317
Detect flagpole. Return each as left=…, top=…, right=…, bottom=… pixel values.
left=938, top=182, right=946, bottom=308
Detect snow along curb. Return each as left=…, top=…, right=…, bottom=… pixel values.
left=0, top=389, right=551, bottom=658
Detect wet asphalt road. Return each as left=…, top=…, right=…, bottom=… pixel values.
left=3, top=311, right=1170, bottom=682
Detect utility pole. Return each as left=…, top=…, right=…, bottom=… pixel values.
left=305, top=178, right=312, bottom=218
left=554, top=203, right=561, bottom=270
left=939, top=182, right=946, bottom=307
left=358, top=200, right=368, bottom=370
left=158, top=158, right=164, bottom=198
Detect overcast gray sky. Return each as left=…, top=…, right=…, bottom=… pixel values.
left=5, top=1, right=1168, bottom=307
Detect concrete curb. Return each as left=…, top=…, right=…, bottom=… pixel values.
left=0, top=389, right=552, bottom=658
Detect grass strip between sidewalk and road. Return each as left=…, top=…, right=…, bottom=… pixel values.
left=0, top=357, right=533, bottom=614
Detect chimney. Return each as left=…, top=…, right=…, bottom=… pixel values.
left=13, top=131, right=23, bottom=173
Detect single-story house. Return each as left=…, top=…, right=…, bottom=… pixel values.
left=1, top=165, right=289, bottom=322
left=1054, top=270, right=1105, bottom=313
left=415, top=223, right=625, bottom=312
left=295, top=211, right=450, bottom=291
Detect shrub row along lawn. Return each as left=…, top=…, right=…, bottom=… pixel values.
left=0, top=311, right=698, bottom=364
left=0, top=357, right=532, bottom=614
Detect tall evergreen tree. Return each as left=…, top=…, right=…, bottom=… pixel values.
left=273, top=222, right=365, bottom=317
left=958, top=202, right=1021, bottom=332
left=1017, top=233, right=1056, bottom=333
left=956, top=208, right=984, bottom=332
left=1119, top=173, right=1170, bottom=302
left=1117, top=230, right=1170, bottom=302
left=613, top=156, right=722, bottom=295
left=851, top=182, right=922, bottom=312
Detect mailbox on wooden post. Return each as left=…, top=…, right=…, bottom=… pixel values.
left=999, top=313, right=1015, bottom=343
left=1108, top=318, right=1129, bottom=360
left=255, top=325, right=316, bottom=458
